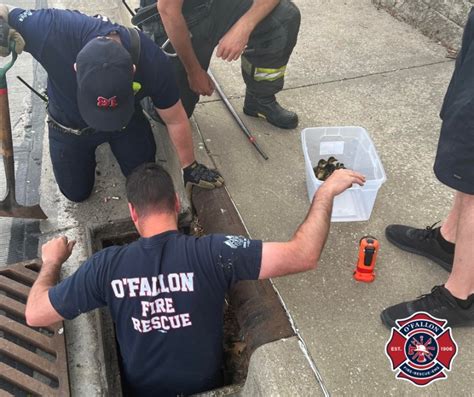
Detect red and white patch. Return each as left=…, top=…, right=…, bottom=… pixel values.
left=385, top=311, right=458, bottom=387
left=97, top=96, right=118, bottom=109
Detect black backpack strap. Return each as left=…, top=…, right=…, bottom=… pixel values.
left=131, top=3, right=160, bottom=27
left=128, top=27, right=141, bottom=65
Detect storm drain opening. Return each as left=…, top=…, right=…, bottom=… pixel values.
left=91, top=219, right=245, bottom=395
left=0, top=259, right=70, bottom=396
left=91, top=186, right=295, bottom=395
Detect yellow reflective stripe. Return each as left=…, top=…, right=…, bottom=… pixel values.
left=254, top=65, right=287, bottom=81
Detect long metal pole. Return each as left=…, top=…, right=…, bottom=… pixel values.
left=122, top=0, right=135, bottom=16
left=123, top=0, right=268, bottom=159
left=208, top=70, right=269, bottom=160
left=16, top=76, right=48, bottom=103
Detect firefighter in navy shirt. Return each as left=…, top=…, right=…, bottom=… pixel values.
left=0, top=5, right=223, bottom=202
left=25, top=163, right=365, bottom=395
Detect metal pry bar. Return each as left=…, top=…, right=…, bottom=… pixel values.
left=122, top=0, right=135, bottom=16
left=16, top=76, right=48, bottom=103
left=208, top=70, right=269, bottom=160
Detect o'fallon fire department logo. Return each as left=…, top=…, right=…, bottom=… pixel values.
left=385, top=312, right=457, bottom=387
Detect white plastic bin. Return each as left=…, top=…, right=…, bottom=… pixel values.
left=301, top=126, right=386, bottom=222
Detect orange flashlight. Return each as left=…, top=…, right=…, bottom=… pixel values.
left=353, top=236, right=379, bottom=283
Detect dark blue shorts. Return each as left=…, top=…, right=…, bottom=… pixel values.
left=48, top=111, right=156, bottom=202
left=434, top=8, right=474, bottom=195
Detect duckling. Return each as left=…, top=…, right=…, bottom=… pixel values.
left=313, top=156, right=347, bottom=181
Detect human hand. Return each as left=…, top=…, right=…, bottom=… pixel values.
left=188, top=67, right=214, bottom=96
left=0, top=11, right=25, bottom=57
left=216, top=24, right=250, bottom=62
left=41, top=236, right=76, bottom=268
left=318, top=169, right=366, bottom=197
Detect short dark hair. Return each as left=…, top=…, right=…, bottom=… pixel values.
left=126, top=163, right=176, bottom=216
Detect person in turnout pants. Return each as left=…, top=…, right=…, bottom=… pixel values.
left=136, top=0, right=301, bottom=130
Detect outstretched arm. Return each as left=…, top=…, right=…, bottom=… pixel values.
left=158, top=0, right=214, bottom=96
left=259, top=169, right=366, bottom=279
left=25, top=236, right=75, bottom=327
left=216, top=0, right=280, bottom=61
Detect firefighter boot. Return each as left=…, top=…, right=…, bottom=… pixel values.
left=243, top=94, right=298, bottom=130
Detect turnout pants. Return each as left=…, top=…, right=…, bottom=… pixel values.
left=48, top=111, right=156, bottom=202
left=434, top=7, right=474, bottom=194
left=140, top=0, right=301, bottom=117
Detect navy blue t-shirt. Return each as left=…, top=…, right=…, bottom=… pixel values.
left=49, top=231, right=262, bottom=396
left=9, top=8, right=180, bottom=129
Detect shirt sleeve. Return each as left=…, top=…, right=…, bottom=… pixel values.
left=208, top=234, right=262, bottom=289
left=48, top=250, right=112, bottom=320
left=8, top=8, right=53, bottom=59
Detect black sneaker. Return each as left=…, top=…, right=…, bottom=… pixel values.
left=381, top=285, right=474, bottom=328
left=385, top=224, right=454, bottom=272
left=243, top=94, right=298, bottom=129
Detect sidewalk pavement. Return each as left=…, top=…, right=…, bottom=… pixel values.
left=197, top=0, right=473, bottom=394
left=24, top=0, right=474, bottom=395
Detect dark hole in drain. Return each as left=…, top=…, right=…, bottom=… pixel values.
left=2, top=290, right=27, bottom=304
left=25, top=263, right=41, bottom=273
left=2, top=330, right=57, bottom=360
left=92, top=219, right=246, bottom=395
left=0, top=329, right=59, bottom=396
left=0, top=302, right=53, bottom=338
left=1, top=272, right=34, bottom=288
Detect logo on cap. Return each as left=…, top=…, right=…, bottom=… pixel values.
left=97, top=96, right=118, bottom=109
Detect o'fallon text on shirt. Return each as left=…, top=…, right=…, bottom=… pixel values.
left=110, top=273, right=195, bottom=334
left=111, top=272, right=194, bottom=298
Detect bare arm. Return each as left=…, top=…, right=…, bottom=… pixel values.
left=216, top=0, right=280, bottom=61
left=259, top=170, right=366, bottom=279
left=157, top=101, right=224, bottom=188
left=25, top=236, right=75, bottom=327
left=156, top=100, right=195, bottom=168
left=158, top=0, right=214, bottom=96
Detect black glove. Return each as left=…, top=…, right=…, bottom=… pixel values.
left=183, top=161, right=224, bottom=190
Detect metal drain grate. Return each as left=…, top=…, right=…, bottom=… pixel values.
left=0, top=259, right=70, bottom=396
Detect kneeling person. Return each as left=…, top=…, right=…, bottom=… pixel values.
left=1, top=5, right=222, bottom=202
left=25, top=163, right=365, bottom=395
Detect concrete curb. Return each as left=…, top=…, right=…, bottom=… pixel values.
left=372, top=0, right=468, bottom=51
left=241, top=337, right=324, bottom=396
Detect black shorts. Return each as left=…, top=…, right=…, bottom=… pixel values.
left=434, top=8, right=474, bottom=194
